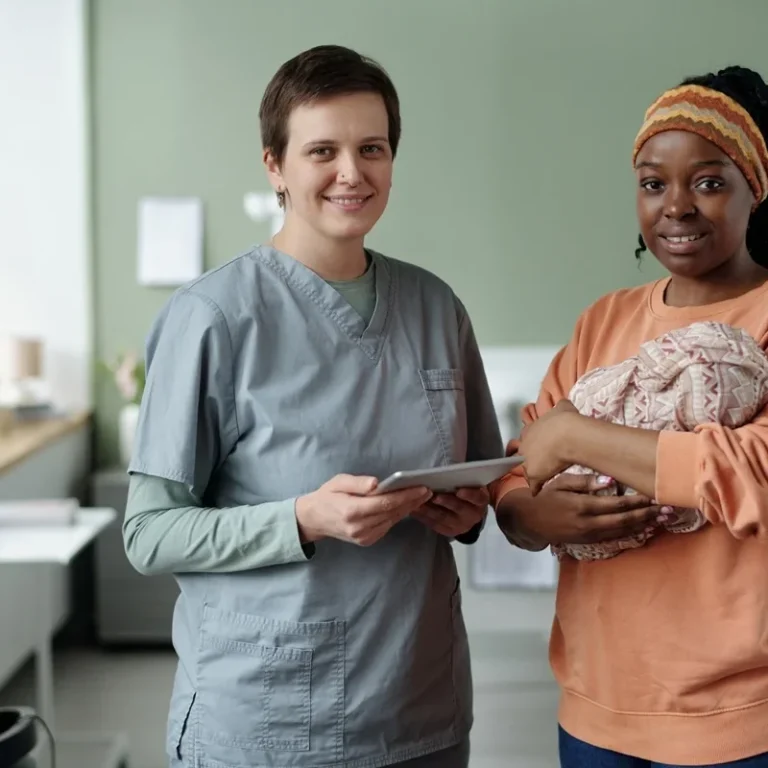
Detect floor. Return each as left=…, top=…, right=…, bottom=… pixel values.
left=0, top=632, right=560, bottom=768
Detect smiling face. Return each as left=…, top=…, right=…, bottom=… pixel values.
left=264, top=91, right=393, bottom=247
left=635, top=130, right=757, bottom=279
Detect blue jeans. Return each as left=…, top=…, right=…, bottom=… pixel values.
left=559, top=726, right=768, bottom=767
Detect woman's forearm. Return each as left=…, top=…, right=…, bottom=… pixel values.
left=564, top=415, right=659, bottom=498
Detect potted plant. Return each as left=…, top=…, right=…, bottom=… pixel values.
left=102, top=351, right=145, bottom=466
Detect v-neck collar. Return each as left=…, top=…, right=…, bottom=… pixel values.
left=251, top=245, right=396, bottom=363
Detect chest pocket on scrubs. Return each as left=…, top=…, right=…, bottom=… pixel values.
left=419, top=368, right=467, bottom=465
left=196, top=606, right=345, bottom=763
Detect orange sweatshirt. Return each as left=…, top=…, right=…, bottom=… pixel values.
left=493, top=277, right=768, bottom=765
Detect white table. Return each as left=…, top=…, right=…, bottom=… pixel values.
left=0, top=507, right=130, bottom=768
left=0, top=507, right=115, bottom=563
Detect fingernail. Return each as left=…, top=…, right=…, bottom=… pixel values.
left=645, top=526, right=654, bottom=534
left=597, top=475, right=613, bottom=485
left=661, top=506, right=673, bottom=515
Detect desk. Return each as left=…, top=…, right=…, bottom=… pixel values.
left=0, top=411, right=91, bottom=477
left=0, top=508, right=114, bottom=564
left=0, top=508, right=130, bottom=768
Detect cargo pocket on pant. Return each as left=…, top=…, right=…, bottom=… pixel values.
left=419, top=368, right=468, bottom=465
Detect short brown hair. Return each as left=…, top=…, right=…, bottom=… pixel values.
left=259, top=45, right=401, bottom=164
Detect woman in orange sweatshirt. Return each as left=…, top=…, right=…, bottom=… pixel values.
left=493, top=65, right=768, bottom=766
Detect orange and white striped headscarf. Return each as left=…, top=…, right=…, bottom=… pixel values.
left=632, top=84, right=768, bottom=205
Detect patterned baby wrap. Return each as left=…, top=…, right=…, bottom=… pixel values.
left=552, top=321, right=768, bottom=561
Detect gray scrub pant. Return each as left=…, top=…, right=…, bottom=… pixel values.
left=170, top=739, right=470, bottom=768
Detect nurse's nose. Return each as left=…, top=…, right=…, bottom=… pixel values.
left=337, top=151, right=362, bottom=186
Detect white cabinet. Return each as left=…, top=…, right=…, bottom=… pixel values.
left=91, top=471, right=178, bottom=644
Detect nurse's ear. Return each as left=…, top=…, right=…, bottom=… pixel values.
left=263, top=147, right=286, bottom=206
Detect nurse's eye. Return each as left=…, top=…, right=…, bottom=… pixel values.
left=310, top=147, right=334, bottom=158
left=360, top=144, right=384, bottom=155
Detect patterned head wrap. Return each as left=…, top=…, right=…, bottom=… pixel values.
left=632, top=84, right=768, bottom=204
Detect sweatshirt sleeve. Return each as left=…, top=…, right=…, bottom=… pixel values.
left=655, top=404, right=768, bottom=538
left=123, top=473, right=313, bottom=576
left=490, top=312, right=587, bottom=507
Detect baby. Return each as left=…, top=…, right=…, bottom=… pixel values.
left=552, top=321, right=768, bottom=561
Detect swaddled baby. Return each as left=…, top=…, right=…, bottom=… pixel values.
left=552, top=321, right=768, bottom=561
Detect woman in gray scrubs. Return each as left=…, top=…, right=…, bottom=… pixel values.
left=124, top=44, right=502, bottom=768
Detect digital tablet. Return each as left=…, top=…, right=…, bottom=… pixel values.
left=372, top=456, right=524, bottom=494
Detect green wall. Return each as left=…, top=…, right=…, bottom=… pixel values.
left=90, top=0, right=768, bottom=466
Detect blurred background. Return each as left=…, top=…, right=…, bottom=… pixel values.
left=1, top=1, right=766, bottom=767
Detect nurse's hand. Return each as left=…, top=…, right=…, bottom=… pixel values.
left=412, top=487, right=489, bottom=538
left=295, top=474, right=432, bottom=547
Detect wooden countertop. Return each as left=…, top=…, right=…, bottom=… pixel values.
left=0, top=410, right=92, bottom=476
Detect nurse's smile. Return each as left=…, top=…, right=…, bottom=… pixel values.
left=323, top=194, right=374, bottom=212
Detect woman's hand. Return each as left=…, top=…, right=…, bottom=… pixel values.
left=497, top=473, right=670, bottom=547
left=295, top=475, right=432, bottom=546
left=412, top=487, right=489, bottom=537
left=518, top=399, right=582, bottom=494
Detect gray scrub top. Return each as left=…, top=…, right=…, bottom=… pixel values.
left=129, top=245, right=502, bottom=768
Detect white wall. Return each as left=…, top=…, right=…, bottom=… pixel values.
left=455, top=346, right=563, bottom=639
left=0, top=0, right=91, bottom=411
